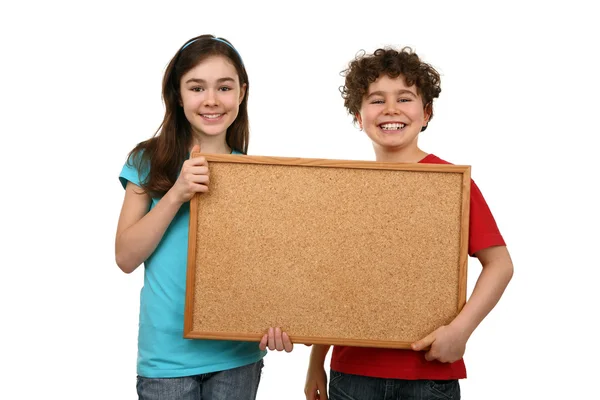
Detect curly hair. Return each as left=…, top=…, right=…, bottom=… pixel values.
left=341, top=47, right=441, bottom=131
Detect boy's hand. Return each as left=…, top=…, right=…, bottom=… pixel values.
left=304, top=364, right=328, bottom=400
left=411, top=324, right=467, bottom=363
left=259, top=327, right=293, bottom=352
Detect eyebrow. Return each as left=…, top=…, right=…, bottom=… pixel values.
left=366, top=89, right=417, bottom=99
left=185, top=77, right=236, bottom=84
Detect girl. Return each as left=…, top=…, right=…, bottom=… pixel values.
left=115, top=34, right=292, bottom=400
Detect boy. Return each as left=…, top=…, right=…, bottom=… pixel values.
left=304, top=47, right=514, bottom=400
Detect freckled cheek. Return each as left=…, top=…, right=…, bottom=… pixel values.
left=222, top=96, right=241, bottom=110
left=181, top=95, right=204, bottom=110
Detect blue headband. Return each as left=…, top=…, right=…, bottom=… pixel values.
left=181, top=37, right=243, bottom=64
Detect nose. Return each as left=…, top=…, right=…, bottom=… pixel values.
left=384, top=101, right=401, bottom=115
left=203, top=89, right=218, bottom=106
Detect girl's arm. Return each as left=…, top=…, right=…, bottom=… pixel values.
left=115, top=146, right=209, bottom=273
left=115, top=183, right=184, bottom=274
left=412, top=245, right=514, bottom=362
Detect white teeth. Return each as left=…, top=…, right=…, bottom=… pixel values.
left=202, top=114, right=222, bottom=119
left=380, top=123, right=405, bottom=130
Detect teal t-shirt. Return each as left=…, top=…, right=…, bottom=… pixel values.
left=119, top=150, right=266, bottom=378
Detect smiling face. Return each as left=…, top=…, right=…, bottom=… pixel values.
left=179, top=55, right=246, bottom=140
left=357, top=74, right=431, bottom=160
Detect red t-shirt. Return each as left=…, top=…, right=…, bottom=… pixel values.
left=330, top=153, right=506, bottom=380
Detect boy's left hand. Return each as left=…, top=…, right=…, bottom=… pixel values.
left=411, top=324, right=467, bottom=363
left=259, top=327, right=293, bottom=352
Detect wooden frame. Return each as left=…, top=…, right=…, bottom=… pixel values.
left=184, top=154, right=470, bottom=349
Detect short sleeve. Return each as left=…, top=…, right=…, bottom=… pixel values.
left=118, top=152, right=149, bottom=189
left=468, top=180, right=506, bottom=256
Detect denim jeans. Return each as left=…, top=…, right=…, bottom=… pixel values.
left=136, top=360, right=263, bottom=400
left=329, top=369, right=460, bottom=400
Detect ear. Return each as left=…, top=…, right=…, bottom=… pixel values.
left=356, top=112, right=363, bottom=130
left=239, top=83, right=247, bottom=105
left=423, top=103, right=432, bottom=127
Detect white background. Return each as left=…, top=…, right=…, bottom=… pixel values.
left=1, top=0, right=598, bottom=399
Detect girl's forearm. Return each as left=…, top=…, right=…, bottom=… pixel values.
left=116, top=191, right=183, bottom=273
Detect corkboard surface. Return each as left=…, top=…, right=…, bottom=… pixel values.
left=184, top=154, right=470, bottom=348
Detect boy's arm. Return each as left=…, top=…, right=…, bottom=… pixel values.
left=305, top=345, right=331, bottom=400
left=412, top=245, right=513, bottom=362
left=450, top=245, right=513, bottom=338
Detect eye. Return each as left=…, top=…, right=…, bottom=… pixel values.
left=371, top=99, right=384, bottom=104
left=191, top=86, right=204, bottom=92
left=398, top=98, right=411, bottom=103
left=219, top=86, right=232, bottom=91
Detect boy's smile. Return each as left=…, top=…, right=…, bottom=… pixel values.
left=379, top=121, right=407, bottom=134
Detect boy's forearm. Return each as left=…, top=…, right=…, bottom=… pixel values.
left=451, top=257, right=513, bottom=338
left=308, top=344, right=331, bottom=367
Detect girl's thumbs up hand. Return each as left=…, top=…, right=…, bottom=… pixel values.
left=168, top=144, right=210, bottom=204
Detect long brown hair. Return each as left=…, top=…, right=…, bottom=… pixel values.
left=126, top=34, right=249, bottom=197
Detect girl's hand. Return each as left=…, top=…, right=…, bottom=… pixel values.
left=304, top=363, right=328, bottom=400
left=411, top=324, right=468, bottom=363
left=169, top=144, right=209, bottom=204
left=259, top=327, right=293, bottom=352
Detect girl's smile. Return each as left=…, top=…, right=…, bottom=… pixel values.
left=200, top=113, right=225, bottom=122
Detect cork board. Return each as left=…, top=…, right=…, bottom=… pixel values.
left=184, top=154, right=471, bottom=349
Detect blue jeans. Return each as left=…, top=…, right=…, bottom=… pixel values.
left=329, top=369, right=460, bottom=400
left=136, top=360, right=263, bottom=400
